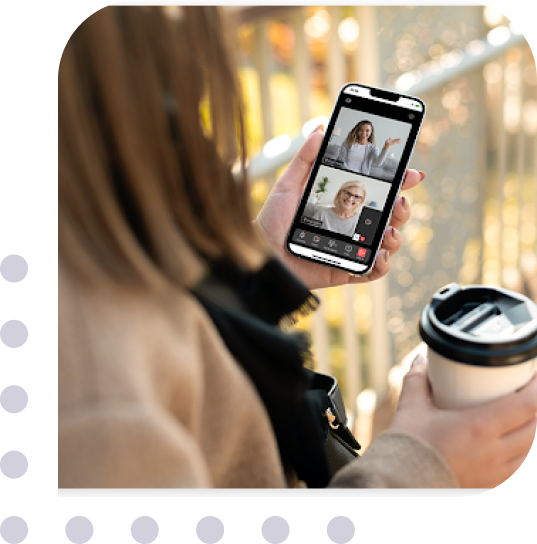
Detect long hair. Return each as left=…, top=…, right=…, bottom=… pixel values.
left=345, top=120, right=376, bottom=146
left=334, top=180, right=367, bottom=214
left=59, top=6, right=268, bottom=292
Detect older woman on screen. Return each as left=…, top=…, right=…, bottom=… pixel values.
left=338, top=120, right=401, bottom=175
left=304, top=181, right=366, bottom=237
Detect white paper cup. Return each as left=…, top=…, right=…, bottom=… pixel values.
left=427, top=347, right=536, bottom=409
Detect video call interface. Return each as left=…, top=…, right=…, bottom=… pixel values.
left=293, top=105, right=412, bottom=264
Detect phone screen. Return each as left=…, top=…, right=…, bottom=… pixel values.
left=286, top=83, right=425, bottom=275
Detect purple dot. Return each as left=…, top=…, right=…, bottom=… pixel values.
left=131, top=517, right=158, bottom=543
left=0, top=321, right=28, bottom=348
left=0, top=451, right=28, bottom=479
left=196, top=517, right=224, bottom=543
left=66, top=516, right=94, bottom=543
left=0, top=255, right=28, bottom=283
left=262, top=516, right=289, bottom=543
left=0, top=517, right=28, bottom=543
left=0, top=319, right=28, bottom=348
left=327, top=516, right=355, bottom=544
left=0, top=386, right=28, bottom=413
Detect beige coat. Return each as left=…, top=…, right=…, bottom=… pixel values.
left=59, top=269, right=459, bottom=488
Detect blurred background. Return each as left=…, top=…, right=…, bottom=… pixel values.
left=226, top=5, right=537, bottom=448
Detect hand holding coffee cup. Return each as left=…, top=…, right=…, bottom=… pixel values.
left=388, top=283, right=537, bottom=487
left=419, top=283, right=537, bottom=409
left=390, top=353, right=537, bottom=488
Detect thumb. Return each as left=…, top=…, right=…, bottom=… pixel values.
left=397, top=354, right=431, bottom=410
left=275, top=128, right=324, bottom=193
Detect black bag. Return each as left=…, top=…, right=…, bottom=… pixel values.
left=308, top=371, right=361, bottom=475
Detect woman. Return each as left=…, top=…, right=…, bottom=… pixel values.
left=338, top=120, right=401, bottom=175
left=59, top=7, right=537, bottom=489
left=304, top=181, right=367, bottom=237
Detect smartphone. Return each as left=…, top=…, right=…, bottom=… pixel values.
left=286, top=83, right=425, bottom=276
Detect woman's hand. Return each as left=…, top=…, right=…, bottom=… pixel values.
left=390, top=354, right=537, bottom=488
left=256, top=126, right=425, bottom=290
left=383, top=137, right=402, bottom=150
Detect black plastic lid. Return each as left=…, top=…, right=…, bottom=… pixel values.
left=419, top=283, right=537, bottom=367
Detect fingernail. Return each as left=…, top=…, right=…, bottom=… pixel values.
left=412, top=354, right=424, bottom=367
left=383, top=250, right=390, bottom=264
left=402, top=196, right=410, bottom=210
left=419, top=171, right=426, bottom=181
left=309, top=125, right=324, bottom=138
left=392, top=227, right=401, bottom=240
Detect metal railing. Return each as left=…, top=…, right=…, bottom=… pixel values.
left=237, top=7, right=537, bottom=436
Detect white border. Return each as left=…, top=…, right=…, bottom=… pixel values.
left=289, top=243, right=369, bottom=272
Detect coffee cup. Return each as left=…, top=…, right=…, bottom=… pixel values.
left=419, top=283, right=537, bottom=409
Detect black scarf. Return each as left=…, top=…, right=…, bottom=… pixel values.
left=190, top=257, right=332, bottom=487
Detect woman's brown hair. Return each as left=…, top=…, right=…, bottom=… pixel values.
left=59, top=6, right=268, bottom=291
left=345, top=120, right=376, bottom=146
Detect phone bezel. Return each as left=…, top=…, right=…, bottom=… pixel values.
left=285, top=82, right=426, bottom=276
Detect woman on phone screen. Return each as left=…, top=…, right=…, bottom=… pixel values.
left=338, top=120, right=401, bottom=175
